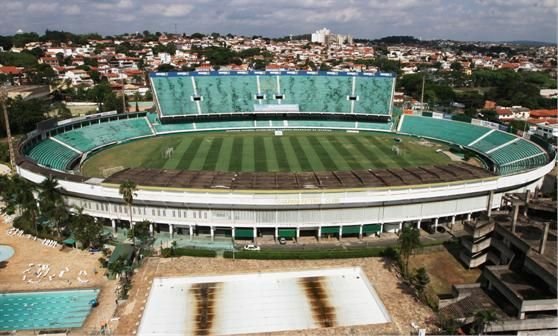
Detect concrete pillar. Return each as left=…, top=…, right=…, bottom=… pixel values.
left=169, top=224, right=174, bottom=237
left=339, top=226, right=343, bottom=240
left=253, top=227, right=257, bottom=243
left=539, top=222, right=550, bottom=254
left=358, top=225, right=363, bottom=239
left=416, top=219, right=421, bottom=229
left=111, top=219, right=116, bottom=233
left=317, top=226, right=322, bottom=241
left=149, top=223, right=153, bottom=235
left=296, top=227, right=300, bottom=241
left=399, top=222, right=403, bottom=232
left=210, top=226, right=215, bottom=241
left=451, top=215, right=456, bottom=228
left=274, top=227, right=278, bottom=241
left=487, top=191, right=494, bottom=217
left=189, top=225, right=193, bottom=240
left=512, top=205, right=519, bottom=233
left=518, top=312, right=526, bottom=320
left=231, top=227, right=236, bottom=240
left=380, top=223, right=384, bottom=235
left=523, top=190, right=531, bottom=216
left=434, top=218, right=439, bottom=230
left=467, top=213, right=472, bottom=221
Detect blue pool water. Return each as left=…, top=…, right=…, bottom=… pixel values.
left=0, top=246, right=14, bottom=262
left=0, top=289, right=99, bottom=331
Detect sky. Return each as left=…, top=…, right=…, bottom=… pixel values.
left=0, top=0, right=556, bottom=42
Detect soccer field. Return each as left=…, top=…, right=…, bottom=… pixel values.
left=81, top=131, right=452, bottom=177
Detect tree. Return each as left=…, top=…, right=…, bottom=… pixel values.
left=398, top=226, right=421, bottom=276
left=119, top=180, right=137, bottom=234
left=450, top=62, right=463, bottom=72
left=156, top=64, right=175, bottom=72
left=70, top=207, right=103, bottom=248
left=471, top=310, right=497, bottom=335
left=38, top=176, right=69, bottom=237
left=1, top=175, right=40, bottom=235
left=128, top=220, right=151, bottom=244
left=412, top=267, right=430, bottom=295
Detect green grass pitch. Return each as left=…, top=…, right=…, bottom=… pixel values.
left=81, top=131, right=452, bottom=177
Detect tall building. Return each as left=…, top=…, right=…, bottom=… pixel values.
left=311, top=28, right=352, bottom=45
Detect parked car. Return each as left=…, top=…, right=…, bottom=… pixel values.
left=243, top=244, right=261, bottom=251
left=279, top=237, right=287, bottom=245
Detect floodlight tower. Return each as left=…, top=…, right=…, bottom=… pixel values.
left=0, top=85, right=16, bottom=173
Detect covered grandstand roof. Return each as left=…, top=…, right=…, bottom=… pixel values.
left=103, top=163, right=492, bottom=191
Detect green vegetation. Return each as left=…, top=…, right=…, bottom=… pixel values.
left=82, top=131, right=451, bottom=177
left=160, top=247, right=217, bottom=258
left=398, top=226, right=422, bottom=276
left=224, top=246, right=390, bottom=260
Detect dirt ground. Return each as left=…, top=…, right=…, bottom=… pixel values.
left=409, top=248, right=481, bottom=295
left=115, top=256, right=437, bottom=336
left=0, top=216, right=118, bottom=334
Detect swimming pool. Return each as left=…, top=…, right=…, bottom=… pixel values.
left=0, top=289, right=99, bottom=331
left=0, top=245, right=14, bottom=262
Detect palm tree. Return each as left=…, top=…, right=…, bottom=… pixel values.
left=39, top=176, right=68, bottom=237
left=398, top=226, right=421, bottom=277
left=119, top=180, right=137, bottom=235
left=134, top=91, right=140, bottom=112
left=10, top=175, right=39, bottom=235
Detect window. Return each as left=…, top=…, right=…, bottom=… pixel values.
left=152, top=209, right=156, bottom=216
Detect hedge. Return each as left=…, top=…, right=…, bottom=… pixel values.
left=161, top=247, right=216, bottom=258
left=223, top=246, right=391, bottom=260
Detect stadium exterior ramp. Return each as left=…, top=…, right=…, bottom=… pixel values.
left=16, top=111, right=555, bottom=240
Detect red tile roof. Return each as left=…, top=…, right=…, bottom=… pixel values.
left=0, top=66, right=23, bottom=75
left=530, top=109, right=557, bottom=118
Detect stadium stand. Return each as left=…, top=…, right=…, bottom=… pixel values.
left=469, top=130, right=516, bottom=153
left=150, top=72, right=395, bottom=117
left=399, top=115, right=489, bottom=145
left=399, top=115, right=548, bottom=175
left=54, top=118, right=153, bottom=152
left=26, top=138, right=80, bottom=171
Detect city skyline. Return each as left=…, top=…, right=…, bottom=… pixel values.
left=1, top=0, right=556, bottom=43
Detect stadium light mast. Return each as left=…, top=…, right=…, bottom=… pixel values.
left=0, top=86, right=16, bottom=173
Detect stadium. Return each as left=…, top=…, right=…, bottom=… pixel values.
left=16, top=70, right=556, bottom=243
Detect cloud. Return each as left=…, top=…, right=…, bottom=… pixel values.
left=142, top=3, right=194, bottom=17
left=63, top=5, right=81, bottom=15
left=0, top=0, right=554, bottom=42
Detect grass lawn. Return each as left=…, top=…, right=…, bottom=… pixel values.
left=81, top=130, right=452, bottom=177
left=409, top=244, right=481, bottom=295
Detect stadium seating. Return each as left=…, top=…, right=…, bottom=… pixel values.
left=152, top=76, right=198, bottom=116
left=54, top=118, right=153, bottom=152
left=358, top=121, right=393, bottom=131
left=354, top=77, right=394, bottom=115
left=26, top=138, right=80, bottom=171
left=195, top=120, right=254, bottom=130
left=399, top=116, right=490, bottom=145
left=399, top=115, right=548, bottom=175
left=488, top=139, right=548, bottom=175
left=151, top=74, right=394, bottom=116
left=470, top=130, right=516, bottom=153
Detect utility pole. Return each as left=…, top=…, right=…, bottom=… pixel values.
left=420, top=74, right=425, bottom=112
left=0, top=86, right=16, bottom=173
left=121, top=79, right=127, bottom=113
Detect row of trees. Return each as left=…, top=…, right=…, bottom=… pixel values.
left=0, top=174, right=149, bottom=248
